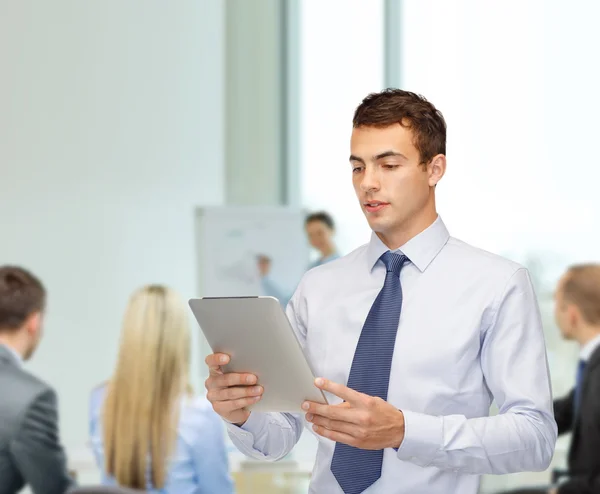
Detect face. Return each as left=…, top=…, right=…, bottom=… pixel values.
left=23, top=311, right=43, bottom=360
left=350, top=124, right=445, bottom=246
left=554, top=275, right=576, bottom=340
left=305, top=220, right=333, bottom=253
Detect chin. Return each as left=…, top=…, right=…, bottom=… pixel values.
left=365, top=215, right=389, bottom=231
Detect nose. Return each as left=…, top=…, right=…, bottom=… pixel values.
left=360, top=166, right=380, bottom=193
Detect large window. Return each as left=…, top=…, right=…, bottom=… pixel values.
left=394, top=1, right=600, bottom=491
left=299, top=0, right=385, bottom=257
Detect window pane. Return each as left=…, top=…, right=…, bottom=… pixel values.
left=398, top=1, right=600, bottom=491
left=299, top=0, right=385, bottom=258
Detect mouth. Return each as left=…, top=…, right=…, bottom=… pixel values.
left=363, top=201, right=389, bottom=213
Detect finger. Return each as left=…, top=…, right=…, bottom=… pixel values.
left=311, top=424, right=358, bottom=447
left=302, top=401, right=359, bottom=423
left=302, top=400, right=351, bottom=412
left=208, top=385, right=263, bottom=402
left=306, top=413, right=356, bottom=435
left=302, top=402, right=348, bottom=421
left=206, top=353, right=230, bottom=371
left=314, top=378, right=366, bottom=405
left=206, top=373, right=258, bottom=390
left=215, top=395, right=262, bottom=413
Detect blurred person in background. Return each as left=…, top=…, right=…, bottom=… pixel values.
left=0, top=265, right=75, bottom=494
left=258, top=211, right=339, bottom=307
left=501, top=264, right=600, bottom=494
left=89, top=284, right=234, bottom=494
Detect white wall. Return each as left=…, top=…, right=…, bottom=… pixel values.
left=0, top=0, right=224, bottom=452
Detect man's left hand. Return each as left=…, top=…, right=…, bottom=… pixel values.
left=303, top=377, right=405, bottom=450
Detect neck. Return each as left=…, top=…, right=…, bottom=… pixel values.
left=578, top=327, right=600, bottom=348
left=377, top=205, right=438, bottom=250
left=319, top=245, right=336, bottom=258
left=0, top=334, right=24, bottom=359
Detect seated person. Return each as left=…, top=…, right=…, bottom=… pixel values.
left=500, top=264, right=600, bottom=494
left=89, top=284, right=234, bottom=494
left=259, top=211, right=340, bottom=307
left=0, top=265, right=75, bottom=494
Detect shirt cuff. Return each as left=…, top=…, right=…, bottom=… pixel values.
left=395, top=409, right=443, bottom=467
left=225, top=412, right=268, bottom=439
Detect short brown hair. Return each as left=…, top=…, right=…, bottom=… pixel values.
left=562, top=264, right=600, bottom=325
left=353, top=88, right=447, bottom=165
left=305, top=211, right=335, bottom=230
left=0, top=266, right=46, bottom=332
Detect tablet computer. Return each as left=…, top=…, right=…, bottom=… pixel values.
left=188, top=296, right=328, bottom=412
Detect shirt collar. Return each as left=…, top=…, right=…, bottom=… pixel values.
left=366, top=215, right=450, bottom=273
left=0, top=343, right=23, bottom=366
left=580, top=333, right=600, bottom=362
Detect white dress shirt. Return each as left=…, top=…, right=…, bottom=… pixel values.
left=226, top=216, right=557, bottom=494
left=579, top=333, right=600, bottom=362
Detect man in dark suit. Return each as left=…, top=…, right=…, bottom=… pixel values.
left=501, top=263, right=600, bottom=494
left=0, top=265, right=75, bottom=494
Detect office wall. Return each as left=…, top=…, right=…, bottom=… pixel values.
left=0, top=0, right=225, bottom=450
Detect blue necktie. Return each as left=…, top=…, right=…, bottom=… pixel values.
left=331, top=251, right=409, bottom=494
left=574, top=359, right=586, bottom=420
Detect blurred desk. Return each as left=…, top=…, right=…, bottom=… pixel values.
left=64, top=447, right=314, bottom=494
left=230, top=454, right=313, bottom=494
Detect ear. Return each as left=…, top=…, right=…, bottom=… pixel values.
left=428, top=154, right=446, bottom=187
left=24, top=311, right=42, bottom=337
left=567, top=304, right=581, bottom=329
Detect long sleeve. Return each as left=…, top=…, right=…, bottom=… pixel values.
left=260, top=257, right=332, bottom=309
left=10, top=388, right=75, bottom=494
left=87, top=386, right=117, bottom=485
left=554, top=390, right=575, bottom=436
left=225, top=411, right=303, bottom=460
left=395, top=268, right=557, bottom=474
left=191, top=410, right=235, bottom=494
left=260, top=276, right=292, bottom=309
left=226, top=281, right=307, bottom=460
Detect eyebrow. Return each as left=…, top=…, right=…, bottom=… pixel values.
left=349, top=150, right=408, bottom=163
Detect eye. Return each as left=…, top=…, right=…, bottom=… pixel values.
left=382, top=164, right=399, bottom=170
left=352, top=166, right=364, bottom=174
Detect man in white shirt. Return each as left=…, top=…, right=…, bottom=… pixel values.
left=205, top=89, right=557, bottom=494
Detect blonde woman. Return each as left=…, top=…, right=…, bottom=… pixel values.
left=89, top=285, right=234, bottom=493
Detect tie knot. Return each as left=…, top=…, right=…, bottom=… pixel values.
left=380, top=251, right=409, bottom=276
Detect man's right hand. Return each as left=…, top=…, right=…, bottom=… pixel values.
left=257, top=255, right=271, bottom=277
left=205, top=353, right=263, bottom=426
